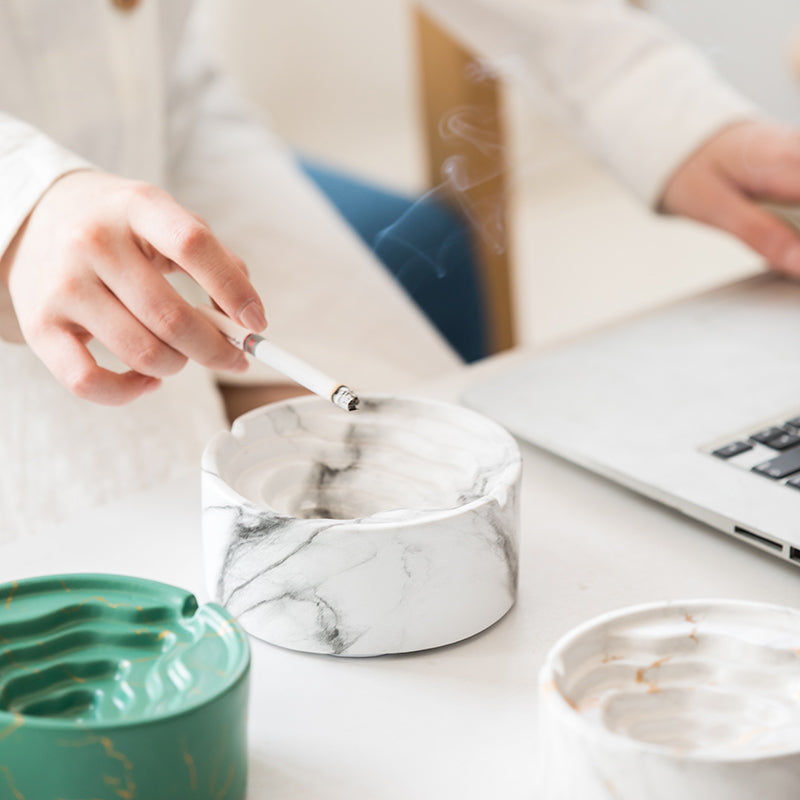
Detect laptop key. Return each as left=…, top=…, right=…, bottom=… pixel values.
left=752, top=446, right=800, bottom=479
left=786, top=417, right=800, bottom=430
left=786, top=476, right=800, bottom=491
left=712, top=441, right=753, bottom=459
left=764, top=433, right=800, bottom=451
left=750, top=427, right=785, bottom=444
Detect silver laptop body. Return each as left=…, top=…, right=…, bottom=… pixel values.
left=463, top=273, right=800, bottom=564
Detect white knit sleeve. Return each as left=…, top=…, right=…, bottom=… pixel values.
left=417, top=0, right=758, bottom=206
left=0, top=113, right=91, bottom=259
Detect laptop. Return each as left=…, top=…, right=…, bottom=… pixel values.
left=462, top=272, right=800, bottom=565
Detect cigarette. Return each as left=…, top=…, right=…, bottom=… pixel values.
left=197, top=304, right=359, bottom=412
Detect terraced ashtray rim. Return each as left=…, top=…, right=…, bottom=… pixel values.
left=540, top=598, right=800, bottom=763
left=203, top=393, right=522, bottom=527
left=0, top=573, right=250, bottom=731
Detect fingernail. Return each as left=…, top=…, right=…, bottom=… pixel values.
left=239, top=300, right=267, bottom=332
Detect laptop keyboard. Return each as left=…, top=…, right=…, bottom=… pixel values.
left=712, top=416, right=800, bottom=489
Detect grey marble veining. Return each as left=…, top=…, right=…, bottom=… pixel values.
left=202, top=396, right=521, bottom=656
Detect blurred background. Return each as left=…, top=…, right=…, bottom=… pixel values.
left=207, top=0, right=800, bottom=350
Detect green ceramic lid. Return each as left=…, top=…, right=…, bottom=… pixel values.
left=0, top=574, right=250, bottom=800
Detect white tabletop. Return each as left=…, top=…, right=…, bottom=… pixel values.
left=2, top=352, right=798, bottom=799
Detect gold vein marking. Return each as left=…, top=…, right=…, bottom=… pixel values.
left=216, top=765, right=235, bottom=800
left=635, top=657, right=671, bottom=694
left=60, top=595, right=130, bottom=615
left=58, top=735, right=135, bottom=800
left=0, top=712, right=24, bottom=742
left=180, top=737, right=199, bottom=792
left=4, top=582, right=17, bottom=610
left=91, top=596, right=125, bottom=608
left=199, top=621, right=235, bottom=643
left=209, top=725, right=228, bottom=793
left=56, top=663, right=87, bottom=684
left=3, top=648, right=22, bottom=668
left=0, top=765, right=24, bottom=800
left=187, top=658, right=228, bottom=678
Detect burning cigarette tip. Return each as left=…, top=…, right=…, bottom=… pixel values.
left=332, top=386, right=360, bottom=412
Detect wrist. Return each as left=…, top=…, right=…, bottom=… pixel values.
left=0, top=215, right=29, bottom=343
left=0, top=215, right=30, bottom=287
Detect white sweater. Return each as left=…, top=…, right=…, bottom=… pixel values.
left=0, top=0, right=754, bottom=541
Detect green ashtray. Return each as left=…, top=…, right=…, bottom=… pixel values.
left=0, top=574, right=250, bottom=800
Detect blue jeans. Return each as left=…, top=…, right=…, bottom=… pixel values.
left=300, top=159, right=488, bottom=363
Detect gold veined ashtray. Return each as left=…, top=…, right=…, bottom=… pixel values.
left=0, top=574, right=250, bottom=799
left=538, top=599, right=800, bottom=800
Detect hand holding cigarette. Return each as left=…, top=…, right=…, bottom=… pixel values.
left=1, top=170, right=266, bottom=405
left=197, top=304, right=359, bottom=412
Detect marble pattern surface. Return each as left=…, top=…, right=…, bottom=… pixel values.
left=0, top=575, right=249, bottom=800
left=202, top=396, right=521, bottom=656
left=538, top=599, right=800, bottom=799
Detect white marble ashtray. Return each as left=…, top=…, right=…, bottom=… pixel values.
left=538, top=599, right=800, bottom=800
left=201, top=395, right=521, bottom=656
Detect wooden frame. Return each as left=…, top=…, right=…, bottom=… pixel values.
left=413, top=7, right=516, bottom=353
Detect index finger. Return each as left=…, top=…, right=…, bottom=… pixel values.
left=126, top=184, right=267, bottom=332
